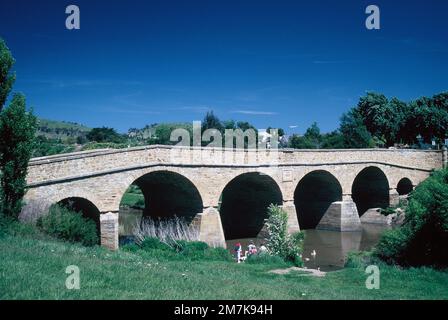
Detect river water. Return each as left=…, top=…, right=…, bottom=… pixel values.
left=226, top=224, right=389, bottom=271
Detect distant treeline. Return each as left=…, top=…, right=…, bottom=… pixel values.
left=32, top=91, right=448, bottom=157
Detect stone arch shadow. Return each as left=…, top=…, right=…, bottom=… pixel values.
left=397, top=177, right=413, bottom=196
left=294, top=170, right=343, bottom=230
left=118, top=170, right=204, bottom=239
left=352, top=166, right=390, bottom=216
left=53, top=197, right=101, bottom=243
left=219, top=171, right=283, bottom=240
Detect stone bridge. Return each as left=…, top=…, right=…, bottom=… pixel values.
left=22, top=145, right=445, bottom=250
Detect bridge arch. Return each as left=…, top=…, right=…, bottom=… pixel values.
left=351, top=166, right=390, bottom=216
left=55, top=197, right=101, bottom=240
left=397, top=177, right=413, bottom=196
left=219, top=172, right=283, bottom=240
left=119, top=170, right=204, bottom=222
left=294, top=170, right=343, bottom=230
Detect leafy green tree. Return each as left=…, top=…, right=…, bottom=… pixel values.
left=201, top=111, right=223, bottom=147
left=264, top=204, right=304, bottom=266
left=405, top=93, right=448, bottom=145
left=0, top=94, right=37, bottom=218
left=320, top=131, right=345, bottom=149
left=222, top=120, right=236, bottom=130
left=374, top=168, right=448, bottom=267
left=86, top=127, right=125, bottom=143
left=303, top=122, right=321, bottom=147
left=356, top=92, right=389, bottom=137
left=201, top=111, right=223, bottom=133
left=288, top=122, right=322, bottom=149
left=148, top=123, right=193, bottom=145
left=290, top=135, right=314, bottom=149
left=0, top=39, right=15, bottom=112
left=339, top=108, right=374, bottom=148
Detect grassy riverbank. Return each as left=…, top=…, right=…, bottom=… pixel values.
left=1, top=222, right=447, bottom=300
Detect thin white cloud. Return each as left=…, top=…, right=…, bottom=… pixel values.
left=230, top=110, right=278, bottom=115
left=104, top=107, right=161, bottom=115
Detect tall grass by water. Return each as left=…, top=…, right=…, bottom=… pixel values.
left=133, top=216, right=199, bottom=247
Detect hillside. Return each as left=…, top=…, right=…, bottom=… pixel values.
left=36, top=118, right=91, bottom=141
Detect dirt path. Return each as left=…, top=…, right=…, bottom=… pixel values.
left=268, top=267, right=326, bottom=277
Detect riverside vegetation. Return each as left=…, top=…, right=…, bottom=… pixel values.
left=1, top=214, right=448, bottom=299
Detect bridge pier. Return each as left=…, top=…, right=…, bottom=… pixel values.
left=100, top=212, right=119, bottom=250
left=281, top=201, right=301, bottom=233
left=389, top=189, right=400, bottom=207
left=192, top=207, right=226, bottom=248
left=316, top=198, right=362, bottom=232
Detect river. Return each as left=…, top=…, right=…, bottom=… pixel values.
left=226, top=224, right=389, bottom=271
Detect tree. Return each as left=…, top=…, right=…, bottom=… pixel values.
left=0, top=39, right=15, bottom=112
left=288, top=134, right=314, bottom=149
left=321, top=131, right=345, bottom=149
left=339, top=108, right=374, bottom=148
left=374, top=168, right=448, bottom=267
left=86, top=127, right=125, bottom=143
left=201, top=111, right=223, bottom=133
left=0, top=93, right=37, bottom=218
left=264, top=204, right=304, bottom=266
left=201, top=111, right=223, bottom=147
left=288, top=122, right=322, bottom=149
left=356, top=92, right=389, bottom=138
left=405, top=93, right=448, bottom=146
left=303, top=122, right=321, bottom=148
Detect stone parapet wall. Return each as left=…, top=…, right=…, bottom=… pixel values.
left=27, top=145, right=442, bottom=186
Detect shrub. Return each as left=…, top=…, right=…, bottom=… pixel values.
left=345, top=251, right=375, bottom=268
left=374, top=168, right=448, bottom=268
left=264, top=204, right=304, bottom=266
left=137, top=236, right=232, bottom=261
left=246, top=252, right=289, bottom=266
left=173, top=240, right=209, bottom=253
left=37, top=205, right=99, bottom=246
left=140, top=237, right=172, bottom=251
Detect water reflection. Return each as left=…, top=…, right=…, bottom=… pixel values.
left=226, top=224, right=389, bottom=271
left=119, top=207, right=142, bottom=238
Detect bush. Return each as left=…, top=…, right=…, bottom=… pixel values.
left=37, top=205, right=99, bottom=246
left=246, top=252, right=289, bottom=266
left=264, top=204, right=304, bottom=266
left=173, top=240, right=209, bottom=253
left=137, top=236, right=232, bottom=261
left=374, top=168, right=448, bottom=268
left=345, top=251, right=376, bottom=268
left=140, top=237, right=172, bottom=251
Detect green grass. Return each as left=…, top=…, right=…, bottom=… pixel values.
left=120, top=190, right=145, bottom=209
left=1, top=221, right=448, bottom=300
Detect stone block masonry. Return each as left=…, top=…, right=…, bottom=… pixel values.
left=21, top=146, right=443, bottom=249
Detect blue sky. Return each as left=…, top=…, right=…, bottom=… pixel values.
left=0, top=0, right=447, bottom=134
